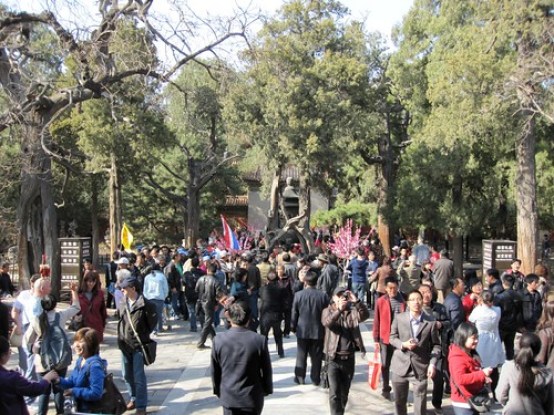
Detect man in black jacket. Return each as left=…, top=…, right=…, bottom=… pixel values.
left=195, top=263, right=224, bottom=349
left=493, top=274, right=522, bottom=360
left=260, top=270, right=287, bottom=357
left=520, top=273, right=543, bottom=332
left=117, top=276, right=158, bottom=415
left=322, top=287, right=369, bottom=415
left=291, top=271, right=329, bottom=385
left=485, top=268, right=503, bottom=296
left=165, top=251, right=186, bottom=320
left=211, top=301, right=272, bottom=415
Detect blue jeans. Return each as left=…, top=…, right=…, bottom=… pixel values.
left=37, top=367, right=67, bottom=415
left=171, top=291, right=183, bottom=318
left=121, top=349, right=147, bottom=410
left=213, top=306, right=222, bottom=328
left=351, top=282, right=366, bottom=303
left=187, top=302, right=197, bottom=331
left=150, top=299, right=165, bottom=332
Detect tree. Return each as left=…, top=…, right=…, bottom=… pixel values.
left=143, top=61, right=241, bottom=247
left=388, top=0, right=553, bottom=273
left=0, top=1, right=249, bottom=292
left=225, top=0, right=379, bottom=250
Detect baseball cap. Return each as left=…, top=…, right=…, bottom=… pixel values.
left=116, top=257, right=130, bottom=265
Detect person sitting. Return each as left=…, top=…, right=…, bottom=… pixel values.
left=0, top=335, right=59, bottom=415
left=59, top=327, right=106, bottom=413
left=496, top=332, right=554, bottom=415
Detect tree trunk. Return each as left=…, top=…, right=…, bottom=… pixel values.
left=376, top=110, right=396, bottom=258
left=267, top=166, right=281, bottom=231
left=297, top=168, right=311, bottom=231
left=91, top=174, right=100, bottom=269
left=452, top=235, right=463, bottom=279
left=17, top=117, right=60, bottom=295
left=377, top=214, right=391, bottom=258
left=109, top=153, right=122, bottom=253
left=185, top=185, right=200, bottom=248
left=515, top=114, right=537, bottom=275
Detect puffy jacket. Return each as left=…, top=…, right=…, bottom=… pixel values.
left=59, top=355, right=106, bottom=413
left=322, top=301, right=369, bottom=360
left=448, top=343, right=487, bottom=405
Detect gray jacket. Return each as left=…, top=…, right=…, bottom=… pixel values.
left=495, top=360, right=554, bottom=415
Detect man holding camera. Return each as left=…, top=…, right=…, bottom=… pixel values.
left=322, top=287, right=369, bottom=415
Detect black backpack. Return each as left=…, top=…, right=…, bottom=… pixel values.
left=40, top=312, right=72, bottom=371
left=87, top=365, right=127, bottom=415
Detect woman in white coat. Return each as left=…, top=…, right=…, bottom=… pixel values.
left=469, top=290, right=505, bottom=399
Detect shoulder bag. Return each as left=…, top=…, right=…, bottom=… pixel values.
left=452, top=378, right=493, bottom=413
left=125, top=305, right=157, bottom=366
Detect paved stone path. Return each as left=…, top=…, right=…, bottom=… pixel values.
left=10, top=310, right=505, bottom=414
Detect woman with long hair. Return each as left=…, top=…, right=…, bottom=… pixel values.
left=59, top=327, right=106, bottom=413
left=77, top=270, right=108, bottom=343
left=448, top=322, right=493, bottom=415
left=468, top=290, right=505, bottom=397
left=496, top=332, right=554, bottom=414
left=537, top=291, right=554, bottom=371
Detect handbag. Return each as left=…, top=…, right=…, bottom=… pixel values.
left=125, top=306, right=157, bottom=366
left=452, top=379, right=493, bottom=413
left=368, top=348, right=382, bottom=390
left=68, top=314, right=84, bottom=332
left=467, top=388, right=493, bottom=413
left=87, top=372, right=127, bottom=415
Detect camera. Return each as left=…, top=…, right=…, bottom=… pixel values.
left=341, top=291, right=350, bottom=300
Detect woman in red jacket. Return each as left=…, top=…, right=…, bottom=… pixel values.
left=78, top=270, right=108, bottom=342
left=449, top=322, right=493, bottom=415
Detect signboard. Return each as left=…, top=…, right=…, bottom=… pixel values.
left=60, top=237, right=92, bottom=291
left=482, top=240, right=517, bottom=275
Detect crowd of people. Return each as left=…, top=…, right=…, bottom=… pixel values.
left=0, top=233, right=554, bottom=415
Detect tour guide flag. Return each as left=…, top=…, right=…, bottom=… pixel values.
left=221, top=215, right=240, bottom=250
left=121, top=223, right=134, bottom=251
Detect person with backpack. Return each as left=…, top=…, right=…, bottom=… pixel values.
left=26, top=284, right=80, bottom=415
left=183, top=257, right=204, bottom=332
left=58, top=327, right=106, bottom=413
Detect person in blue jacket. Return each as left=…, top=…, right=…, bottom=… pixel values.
left=59, top=327, right=106, bottom=413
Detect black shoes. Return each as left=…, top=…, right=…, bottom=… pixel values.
left=293, top=377, right=305, bottom=385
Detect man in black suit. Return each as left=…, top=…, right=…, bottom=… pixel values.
left=211, top=301, right=273, bottom=415
left=291, top=271, right=330, bottom=385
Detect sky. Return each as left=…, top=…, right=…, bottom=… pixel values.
left=184, top=0, right=415, bottom=42
left=5, top=0, right=414, bottom=67
left=6, top=0, right=414, bottom=42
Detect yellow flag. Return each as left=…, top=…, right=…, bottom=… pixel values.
left=121, top=223, right=134, bottom=251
